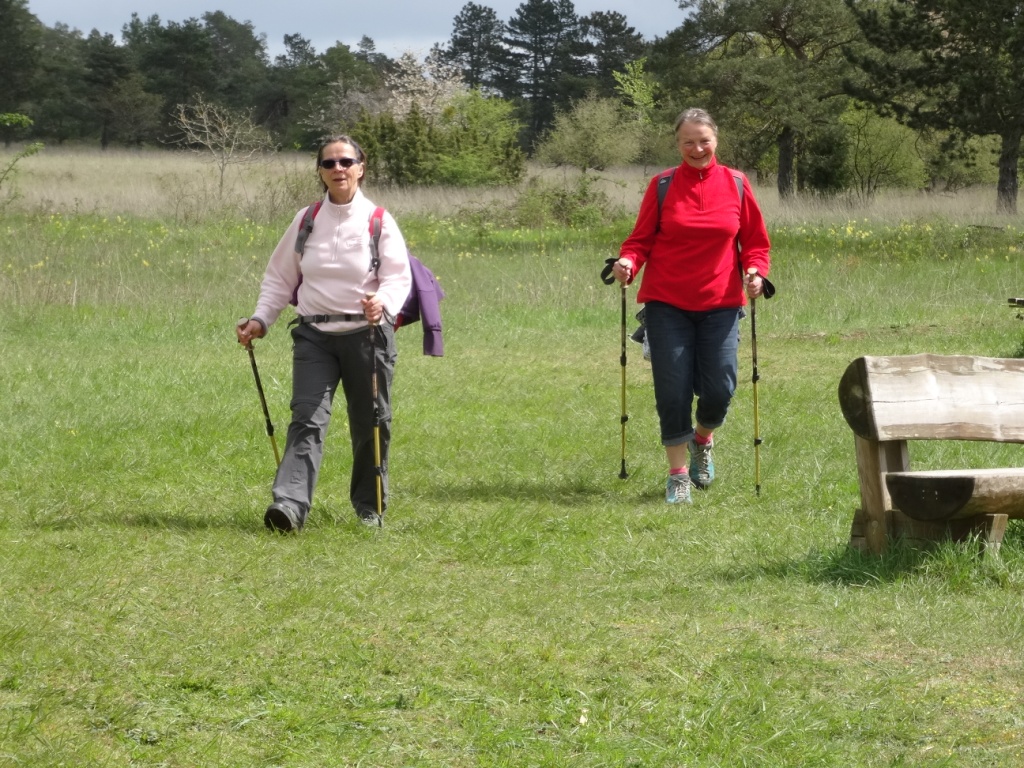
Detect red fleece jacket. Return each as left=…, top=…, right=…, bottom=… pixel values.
left=619, top=157, right=771, bottom=311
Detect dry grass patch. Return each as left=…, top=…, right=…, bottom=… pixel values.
left=3, top=143, right=1015, bottom=227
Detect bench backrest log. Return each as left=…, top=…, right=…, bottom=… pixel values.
left=838, top=354, right=1024, bottom=443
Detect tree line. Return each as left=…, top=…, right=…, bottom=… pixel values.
left=2, top=0, right=1022, bottom=212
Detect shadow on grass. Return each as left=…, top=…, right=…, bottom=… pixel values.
left=740, top=542, right=938, bottom=586
left=122, top=511, right=263, bottom=533
left=27, top=511, right=266, bottom=535
left=720, top=521, right=1024, bottom=587
left=419, top=478, right=619, bottom=507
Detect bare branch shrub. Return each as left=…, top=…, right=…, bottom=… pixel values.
left=172, top=96, right=276, bottom=199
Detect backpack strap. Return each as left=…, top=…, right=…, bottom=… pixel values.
left=731, top=170, right=744, bottom=253
left=729, top=171, right=775, bottom=297
left=289, top=200, right=322, bottom=306
left=294, top=200, right=323, bottom=256
left=731, top=171, right=745, bottom=274
left=368, top=206, right=384, bottom=274
left=654, top=168, right=675, bottom=232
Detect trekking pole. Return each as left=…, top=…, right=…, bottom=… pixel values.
left=601, top=258, right=629, bottom=479
left=747, top=268, right=776, bottom=496
left=367, top=294, right=385, bottom=523
left=750, top=295, right=762, bottom=496
left=618, top=280, right=629, bottom=479
left=245, top=341, right=281, bottom=466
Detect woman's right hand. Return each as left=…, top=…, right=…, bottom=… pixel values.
left=236, top=318, right=265, bottom=346
left=612, top=258, right=632, bottom=283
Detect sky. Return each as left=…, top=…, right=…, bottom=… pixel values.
left=26, top=0, right=688, bottom=59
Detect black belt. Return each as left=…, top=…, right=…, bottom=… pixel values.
left=290, top=313, right=366, bottom=325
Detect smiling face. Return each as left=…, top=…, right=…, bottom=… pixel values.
left=676, top=121, right=718, bottom=171
left=317, top=141, right=364, bottom=204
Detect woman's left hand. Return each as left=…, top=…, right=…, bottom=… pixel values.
left=362, top=293, right=384, bottom=324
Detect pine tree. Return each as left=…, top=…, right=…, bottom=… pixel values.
left=503, top=0, right=586, bottom=146
left=846, top=0, right=1024, bottom=214
left=444, top=2, right=508, bottom=91
left=0, top=0, right=42, bottom=133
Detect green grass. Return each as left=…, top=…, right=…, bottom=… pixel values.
left=2, top=210, right=1024, bottom=766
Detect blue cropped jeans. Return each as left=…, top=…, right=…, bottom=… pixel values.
left=643, top=301, right=742, bottom=447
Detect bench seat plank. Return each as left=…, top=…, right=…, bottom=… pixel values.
left=886, top=468, right=1024, bottom=521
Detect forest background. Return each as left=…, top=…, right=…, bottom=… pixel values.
left=2, top=0, right=1024, bottom=216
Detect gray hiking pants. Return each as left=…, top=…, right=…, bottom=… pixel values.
left=272, top=321, right=396, bottom=524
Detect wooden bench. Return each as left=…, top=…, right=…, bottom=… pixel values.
left=837, top=353, right=1024, bottom=555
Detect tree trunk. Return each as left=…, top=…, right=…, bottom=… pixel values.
left=776, top=125, right=795, bottom=200
left=996, top=127, right=1020, bottom=215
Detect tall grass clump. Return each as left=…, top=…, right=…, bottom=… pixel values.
left=2, top=155, right=1024, bottom=766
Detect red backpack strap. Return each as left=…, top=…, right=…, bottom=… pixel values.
left=368, top=206, right=385, bottom=274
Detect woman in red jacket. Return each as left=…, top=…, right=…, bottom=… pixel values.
left=612, top=108, right=772, bottom=504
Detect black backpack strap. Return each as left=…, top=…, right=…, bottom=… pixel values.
left=655, top=168, right=675, bottom=233
left=731, top=169, right=746, bottom=273
left=730, top=170, right=776, bottom=298
left=294, top=201, right=322, bottom=256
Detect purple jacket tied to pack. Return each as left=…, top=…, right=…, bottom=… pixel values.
left=396, top=254, right=445, bottom=356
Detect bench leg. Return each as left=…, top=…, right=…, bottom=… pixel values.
left=853, top=436, right=909, bottom=554
left=849, top=507, right=893, bottom=554
left=972, top=514, right=1008, bottom=558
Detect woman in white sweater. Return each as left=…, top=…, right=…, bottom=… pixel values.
left=236, top=135, right=411, bottom=531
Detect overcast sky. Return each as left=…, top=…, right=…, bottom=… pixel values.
left=26, top=0, right=687, bottom=59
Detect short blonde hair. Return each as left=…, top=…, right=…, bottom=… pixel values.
left=673, top=108, right=718, bottom=136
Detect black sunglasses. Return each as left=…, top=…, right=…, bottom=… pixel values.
left=319, top=157, right=360, bottom=169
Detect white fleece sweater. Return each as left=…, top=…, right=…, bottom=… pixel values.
left=252, top=189, right=412, bottom=333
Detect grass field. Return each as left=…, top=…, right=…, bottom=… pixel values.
left=2, top=151, right=1024, bottom=766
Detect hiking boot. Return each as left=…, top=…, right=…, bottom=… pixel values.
left=264, top=502, right=301, bottom=533
left=665, top=473, right=692, bottom=504
left=357, top=509, right=383, bottom=528
left=689, top=439, right=715, bottom=489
